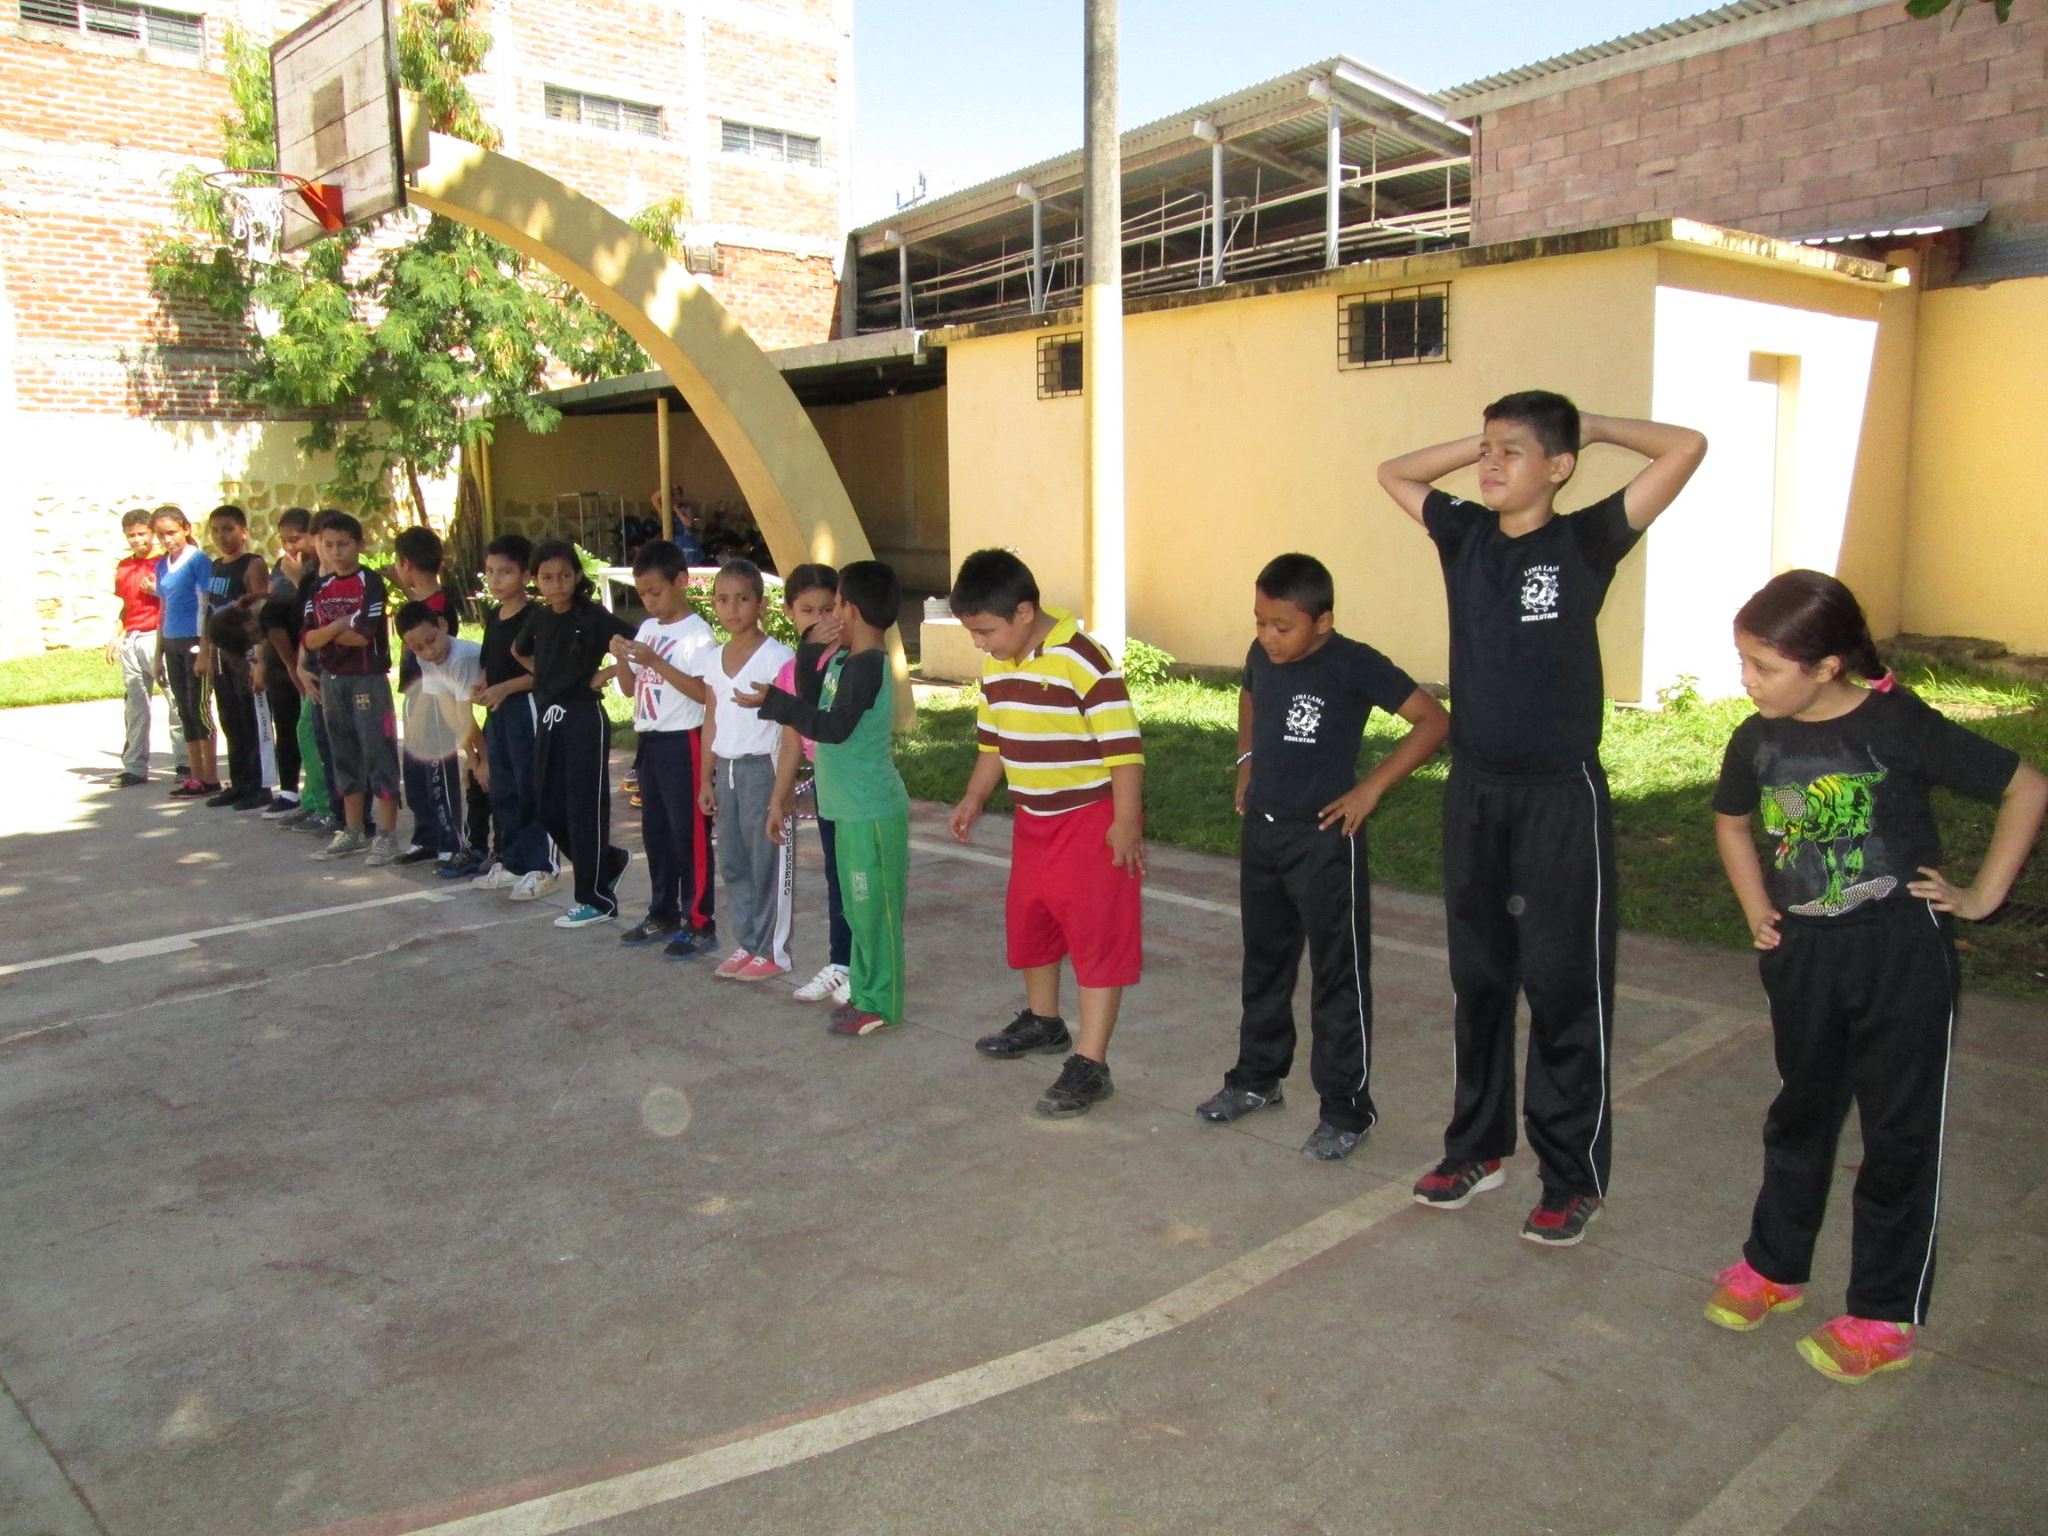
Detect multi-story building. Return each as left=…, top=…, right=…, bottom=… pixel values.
left=0, top=0, right=851, bottom=654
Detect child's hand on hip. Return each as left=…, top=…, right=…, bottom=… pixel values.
left=1909, top=865, right=1997, bottom=920
left=1318, top=782, right=1382, bottom=836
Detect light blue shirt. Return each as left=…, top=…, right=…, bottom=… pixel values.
left=155, top=546, right=208, bottom=639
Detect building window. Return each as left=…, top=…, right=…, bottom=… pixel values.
left=720, top=120, right=823, bottom=168
left=544, top=85, right=663, bottom=137
left=19, top=0, right=203, bottom=61
left=1339, top=284, right=1449, bottom=369
left=1037, top=334, right=1082, bottom=399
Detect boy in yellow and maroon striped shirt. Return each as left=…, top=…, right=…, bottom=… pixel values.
left=946, top=549, right=1145, bottom=1117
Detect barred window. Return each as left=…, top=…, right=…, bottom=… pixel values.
left=1339, top=284, right=1449, bottom=369
left=720, top=120, right=823, bottom=168
left=544, top=85, right=663, bottom=137
left=20, top=0, right=203, bottom=60
left=1037, top=335, right=1082, bottom=399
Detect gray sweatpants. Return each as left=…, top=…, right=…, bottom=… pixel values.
left=118, top=629, right=180, bottom=778
left=715, top=752, right=793, bottom=967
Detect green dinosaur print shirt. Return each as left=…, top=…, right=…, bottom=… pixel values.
left=1714, top=688, right=2019, bottom=920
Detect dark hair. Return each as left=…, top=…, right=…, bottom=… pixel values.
left=317, top=510, right=364, bottom=543
left=1735, top=569, right=1886, bottom=682
left=485, top=533, right=532, bottom=570
left=206, top=607, right=254, bottom=654
left=949, top=548, right=1039, bottom=618
left=1484, top=390, right=1581, bottom=458
left=120, top=507, right=152, bottom=531
left=392, top=526, right=443, bottom=574
left=838, top=560, right=901, bottom=631
left=393, top=599, right=445, bottom=636
left=632, top=539, right=688, bottom=582
left=1255, top=553, right=1335, bottom=618
left=277, top=506, right=312, bottom=533
left=532, top=539, right=594, bottom=601
left=782, top=562, right=839, bottom=604
left=208, top=503, right=249, bottom=527
left=151, top=505, right=189, bottom=528
left=714, top=557, right=765, bottom=600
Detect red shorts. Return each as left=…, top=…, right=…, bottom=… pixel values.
left=1006, top=797, right=1143, bottom=988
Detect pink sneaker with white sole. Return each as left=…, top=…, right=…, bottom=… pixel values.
left=713, top=948, right=752, bottom=979
left=733, top=955, right=787, bottom=983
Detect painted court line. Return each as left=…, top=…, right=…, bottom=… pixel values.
left=0, top=890, right=459, bottom=977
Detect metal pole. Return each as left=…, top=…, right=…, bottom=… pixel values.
left=1210, top=139, right=1224, bottom=287
left=1324, top=99, right=1342, bottom=269
left=1082, top=0, right=1125, bottom=649
left=898, top=239, right=911, bottom=331
left=656, top=393, right=673, bottom=542
left=1031, top=197, right=1046, bottom=313
left=838, top=234, right=859, bottom=338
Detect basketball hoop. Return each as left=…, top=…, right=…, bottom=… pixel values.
left=202, top=168, right=345, bottom=267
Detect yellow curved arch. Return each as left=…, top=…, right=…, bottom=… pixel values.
left=401, top=103, right=911, bottom=717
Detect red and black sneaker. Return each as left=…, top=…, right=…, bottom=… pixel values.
left=1521, top=1190, right=1602, bottom=1247
left=1412, top=1157, right=1505, bottom=1210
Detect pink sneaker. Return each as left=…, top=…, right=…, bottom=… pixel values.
left=713, top=948, right=752, bottom=979
left=1797, top=1314, right=1916, bottom=1383
left=732, top=955, right=787, bottom=983
left=1704, top=1259, right=1806, bottom=1332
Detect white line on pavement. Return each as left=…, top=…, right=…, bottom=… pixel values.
left=0, top=890, right=461, bottom=978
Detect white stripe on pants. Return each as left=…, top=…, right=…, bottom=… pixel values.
left=715, top=753, right=792, bottom=967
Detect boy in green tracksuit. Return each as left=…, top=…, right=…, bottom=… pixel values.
left=743, top=560, right=910, bottom=1036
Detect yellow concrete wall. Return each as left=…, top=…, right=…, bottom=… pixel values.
left=944, top=249, right=1660, bottom=691
left=1647, top=251, right=1888, bottom=699
left=1903, top=275, right=2048, bottom=653
left=489, top=388, right=951, bottom=585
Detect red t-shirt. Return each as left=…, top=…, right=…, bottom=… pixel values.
left=115, top=555, right=161, bottom=633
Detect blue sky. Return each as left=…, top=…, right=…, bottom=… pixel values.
left=850, top=0, right=1710, bottom=223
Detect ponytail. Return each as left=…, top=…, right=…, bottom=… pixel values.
left=1735, top=570, right=1888, bottom=684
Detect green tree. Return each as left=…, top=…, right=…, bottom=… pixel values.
left=150, top=0, right=685, bottom=520
left=1905, top=0, right=2020, bottom=21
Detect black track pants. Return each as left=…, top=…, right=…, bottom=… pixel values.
left=264, top=665, right=302, bottom=793
left=639, top=728, right=714, bottom=931
left=1228, top=813, right=1377, bottom=1134
left=1743, top=900, right=1958, bottom=1324
left=214, top=656, right=263, bottom=793
left=536, top=697, right=627, bottom=915
left=1440, top=762, right=1618, bottom=1198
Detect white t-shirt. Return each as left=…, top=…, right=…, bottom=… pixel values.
left=631, top=613, right=716, bottom=733
left=699, top=634, right=794, bottom=759
left=405, top=636, right=483, bottom=761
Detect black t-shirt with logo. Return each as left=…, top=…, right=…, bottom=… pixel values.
left=1244, top=633, right=1418, bottom=820
left=1711, top=687, right=2018, bottom=921
left=513, top=599, right=635, bottom=708
left=1424, top=487, right=1640, bottom=775
left=480, top=601, right=537, bottom=689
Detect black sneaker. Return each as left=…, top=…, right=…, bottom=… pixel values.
left=663, top=924, right=719, bottom=959
left=621, top=916, right=683, bottom=945
left=204, top=786, right=242, bottom=807
left=260, top=793, right=302, bottom=819
left=233, top=787, right=274, bottom=811
left=1412, top=1157, right=1506, bottom=1210
left=392, top=844, right=438, bottom=866
left=1195, top=1084, right=1284, bottom=1123
left=1300, top=1121, right=1365, bottom=1162
left=112, top=771, right=148, bottom=787
left=976, top=1009, right=1073, bottom=1059
left=1522, top=1191, right=1602, bottom=1247
left=1035, top=1053, right=1113, bottom=1118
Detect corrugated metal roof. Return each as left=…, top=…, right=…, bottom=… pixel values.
left=1439, top=0, right=1803, bottom=102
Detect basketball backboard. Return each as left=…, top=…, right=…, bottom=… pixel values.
left=270, top=0, right=406, bottom=250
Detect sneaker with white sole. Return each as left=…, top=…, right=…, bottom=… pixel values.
left=312, top=827, right=369, bottom=861
left=470, top=862, right=520, bottom=891
left=1412, top=1157, right=1506, bottom=1210
left=260, top=793, right=302, bottom=819
left=509, top=870, right=559, bottom=902
left=553, top=904, right=614, bottom=930
left=734, top=955, right=787, bottom=983
left=713, top=948, right=753, bottom=979
left=364, top=832, right=404, bottom=866
left=793, top=963, right=848, bottom=1003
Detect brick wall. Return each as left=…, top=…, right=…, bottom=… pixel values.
left=702, top=244, right=838, bottom=351
left=1468, top=2, right=2048, bottom=244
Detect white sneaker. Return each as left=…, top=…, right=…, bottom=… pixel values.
left=509, top=870, right=560, bottom=902
left=793, top=963, right=848, bottom=1003
left=831, top=969, right=852, bottom=1005
left=470, top=862, right=519, bottom=891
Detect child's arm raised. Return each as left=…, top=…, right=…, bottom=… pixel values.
left=1578, top=413, right=1709, bottom=531
left=1318, top=687, right=1450, bottom=835
left=1376, top=434, right=1485, bottom=524
left=1715, top=813, right=1782, bottom=950
left=1909, top=760, right=2048, bottom=920
left=745, top=652, right=884, bottom=746
left=610, top=637, right=710, bottom=703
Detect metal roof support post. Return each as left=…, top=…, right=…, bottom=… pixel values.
left=1081, top=0, right=1125, bottom=651
left=1017, top=182, right=1046, bottom=314
left=1210, top=139, right=1225, bottom=286
left=838, top=233, right=859, bottom=338
left=1323, top=95, right=1343, bottom=269
left=884, top=228, right=909, bottom=331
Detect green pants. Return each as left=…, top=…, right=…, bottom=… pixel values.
left=297, top=701, right=332, bottom=818
left=835, top=812, right=909, bottom=1024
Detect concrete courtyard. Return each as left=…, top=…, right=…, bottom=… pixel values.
left=1, top=697, right=2043, bottom=1536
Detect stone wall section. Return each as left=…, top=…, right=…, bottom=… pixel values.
left=1468, top=2, right=2048, bottom=244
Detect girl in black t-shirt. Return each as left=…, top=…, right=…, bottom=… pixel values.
left=1707, top=570, right=2045, bottom=1383
left=512, top=541, right=636, bottom=928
